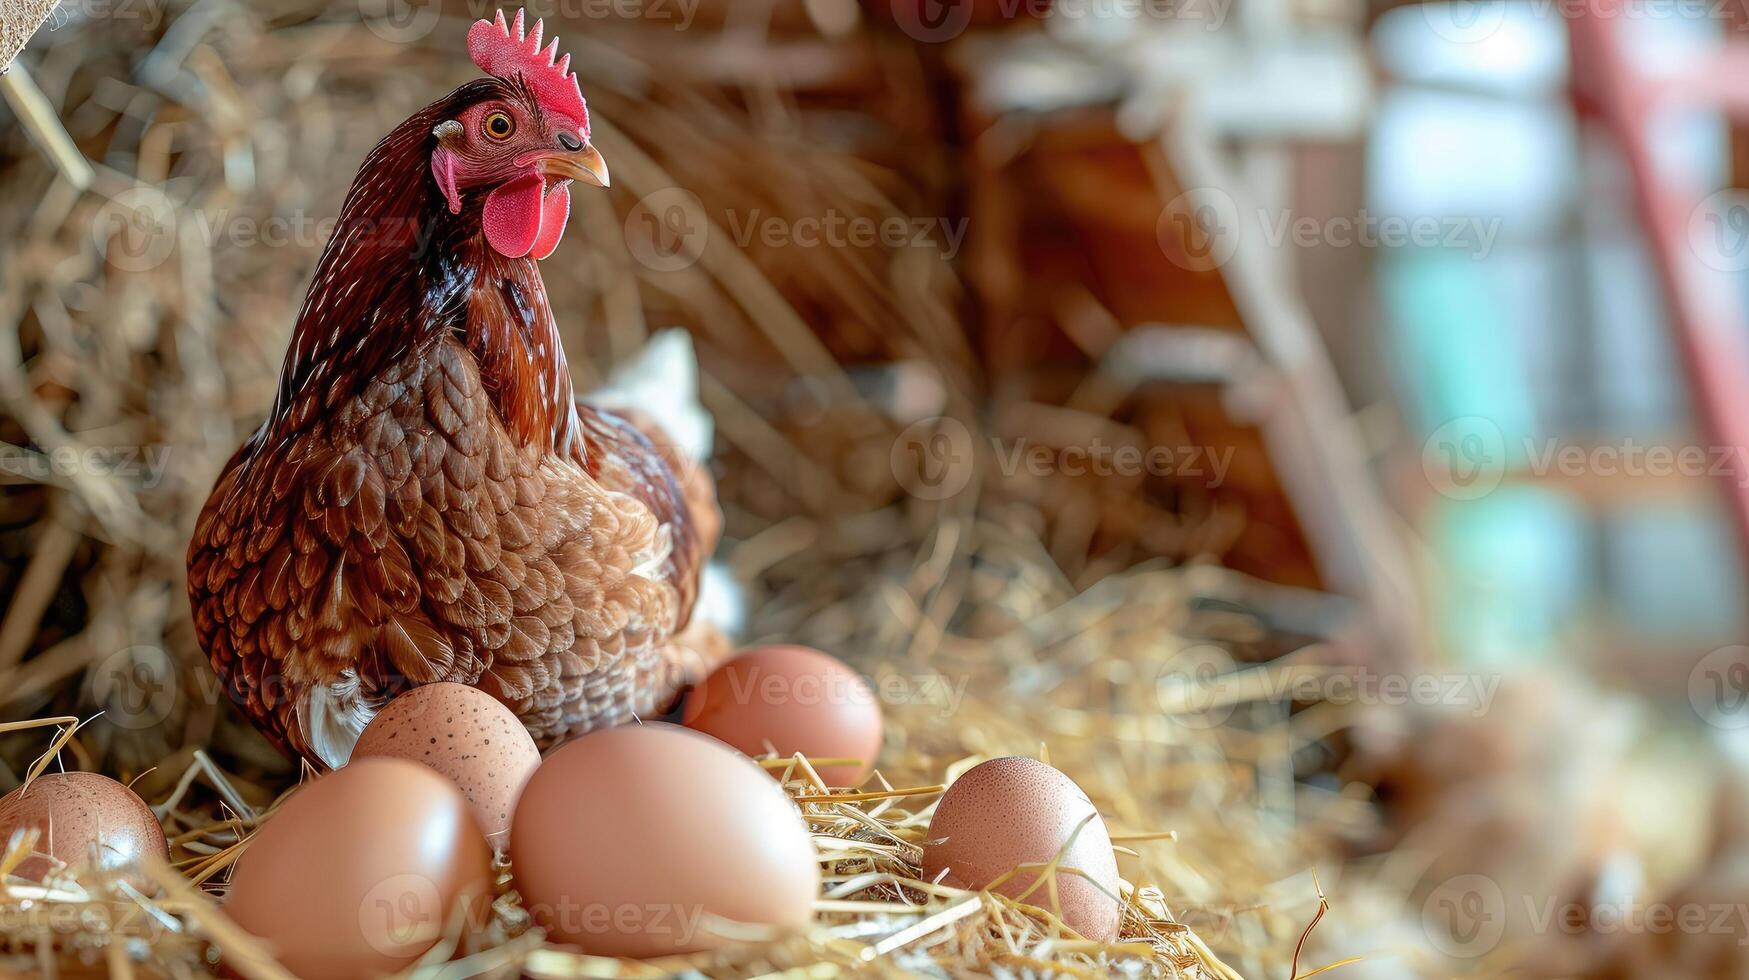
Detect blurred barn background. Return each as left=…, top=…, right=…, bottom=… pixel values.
left=4, top=0, right=1749, bottom=975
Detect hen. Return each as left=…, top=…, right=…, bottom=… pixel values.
left=187, top=9, right=719, bottom=767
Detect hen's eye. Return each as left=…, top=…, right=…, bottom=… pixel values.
left=483, top=111, right=514, bottom=141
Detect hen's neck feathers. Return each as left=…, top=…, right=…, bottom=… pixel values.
left=268, top=81, right=581, bottom=460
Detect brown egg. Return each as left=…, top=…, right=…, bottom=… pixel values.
left=225, top=757, right=494, bottom=977
left=681, top=645, right=883, bottom=786
left=349, top=682, right=541, bottom=845
left=0, top=772, right=166, bottom=882
left=921, top=757, right=1122, bottom=942
left=511, top=723, right=819, bottom=957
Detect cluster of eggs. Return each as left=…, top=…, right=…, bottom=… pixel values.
left=223, top=643, right=867, bottom=975
left=0, top=643, right=1128, bottom=971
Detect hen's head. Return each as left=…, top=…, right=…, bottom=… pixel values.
left=430, top=9, right=609, bottom=261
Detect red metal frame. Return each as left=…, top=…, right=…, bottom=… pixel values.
left=1568, top=9, right=1749, bottom=558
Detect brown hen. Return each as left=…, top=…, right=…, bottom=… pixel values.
left=187, top=10, right=718, bottom=767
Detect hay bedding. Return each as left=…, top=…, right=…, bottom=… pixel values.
left=0, top=1, right=1346, bottom=976
left=0, top=543, right=1339, bottom=979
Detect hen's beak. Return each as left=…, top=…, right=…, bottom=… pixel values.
left=538, top=144, right=610, bottom=188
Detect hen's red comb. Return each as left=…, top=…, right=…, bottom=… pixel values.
left=467, top=9, right=590, bottom=137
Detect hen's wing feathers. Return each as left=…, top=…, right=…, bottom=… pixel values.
left=191, top=345, right=500, bottom=759
left=382, top=612, right=454, bottom=683
left=575, top=405, right=703, bottom=626
left=190, top=332, right=697, bottom=762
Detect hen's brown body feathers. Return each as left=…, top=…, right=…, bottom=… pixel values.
left=190, top=337, right=700, bottom=763
left=188, top=74, right=712, bottom=766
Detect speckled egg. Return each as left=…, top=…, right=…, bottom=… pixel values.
left=921, top=757, right=1121, bottom=942
left=681, top=645, right=883, bottom=787
left=349, top=682, right=541, bottom=845
left=511, top=723, right=819, bottom=957
left=0, top=772, right=166, bottom=882
left=225, top=757, right=494, bottom=977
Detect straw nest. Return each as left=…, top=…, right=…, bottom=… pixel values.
left=0, top=1, right=1354, bottom=976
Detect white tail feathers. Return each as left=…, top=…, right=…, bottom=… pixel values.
left=695, top=560, right=746, bottom=639
left=587, top=329, right=714, bottom=464
left=297, top=670, right=378, bottom=769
